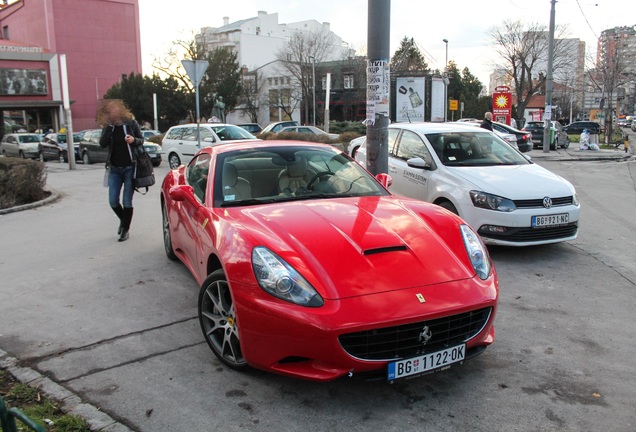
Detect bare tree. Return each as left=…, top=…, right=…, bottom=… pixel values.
left=237, top=70, right=267, bottom=123
left=587, top=35, right=634, bottom=142
left=152, top=33, right=204, bottom=94
left=152, top=34, right=241, bottom=123
left=275, top=28, right=337, bottom=124
left=489, top=20, right=570, bottom=122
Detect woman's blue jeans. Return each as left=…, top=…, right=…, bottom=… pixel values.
left=108, top=165, right=134, bottom=208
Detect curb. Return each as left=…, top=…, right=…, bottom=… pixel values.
left=0, top=349, right=133, bottom=431
left=0, top=187, right=61, bottom=216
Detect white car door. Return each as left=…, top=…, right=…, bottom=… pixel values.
left=388, top=129, right=433, bottom=201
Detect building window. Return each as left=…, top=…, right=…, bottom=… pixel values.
left=2, top=26, right=8, bottom=39
left=344, top=74, right=354, bottom=89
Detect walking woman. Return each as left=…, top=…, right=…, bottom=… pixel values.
left=97, top=99, right=144, bottom=242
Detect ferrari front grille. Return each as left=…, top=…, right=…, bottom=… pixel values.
left=338, top=307, right=492, bottom=361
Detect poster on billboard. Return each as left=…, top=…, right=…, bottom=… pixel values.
left=396, top=77, right=425, bottom=122
left=431, top=78, right=445, bottom=122
left=492, top=85, right=512, bottom=125
left=366, top=59, right=390, bottom=125
left=0, top=68, right=48, bottom=95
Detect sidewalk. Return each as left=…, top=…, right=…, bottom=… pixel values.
left=527, top=140, right=634, bottom=162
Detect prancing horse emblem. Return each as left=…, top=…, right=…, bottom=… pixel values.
left=418, top=326, right=432, bottom=345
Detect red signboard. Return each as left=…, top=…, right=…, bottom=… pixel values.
left=492, top=87, right=512, bottom=125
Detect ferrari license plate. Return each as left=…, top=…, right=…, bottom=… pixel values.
left=387, top=344, right=465, bottom=380
left=532, top=213, right=569, bottom=227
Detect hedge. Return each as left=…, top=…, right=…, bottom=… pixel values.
left=0, top=158, right=48, bottom=209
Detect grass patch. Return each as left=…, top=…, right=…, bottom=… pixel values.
left=0, top=369, right=90, bottom=431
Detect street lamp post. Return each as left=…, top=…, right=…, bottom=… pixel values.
left=310, top=55, right=316, bottom=126
left=443, top=39, right=449, bottom=122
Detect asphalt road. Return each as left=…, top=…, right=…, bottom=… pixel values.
left=1, top=145, right=636, bottom=431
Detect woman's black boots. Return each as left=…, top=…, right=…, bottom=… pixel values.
left=112, top=205, right=124, bottom=235
left=118, top=207, right=133, bottom=242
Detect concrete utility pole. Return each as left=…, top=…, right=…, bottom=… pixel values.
left=542, top=0, right=556, bottom=153
left=60, top=54, right=76, bottom=170
left=366, top=0, right=390, bottom=175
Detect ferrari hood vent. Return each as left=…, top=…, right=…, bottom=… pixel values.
left=363, top=245, right=407, bottom=256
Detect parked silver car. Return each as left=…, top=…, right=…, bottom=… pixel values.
left=162, top=123, right=258, bottom=169
left=0, top=133, right=40, bottom=159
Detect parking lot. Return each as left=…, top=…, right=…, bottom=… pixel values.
left=1, top=149, right=636, bottom=431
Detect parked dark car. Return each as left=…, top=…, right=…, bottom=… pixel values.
left=523, top=121, right=569, bottom=150
left=491, top=121, right=533, bottom=152
left=236, top=123, right=263, bottom=134
left=39, top=132, right=82, bottom=162
left=79, top=129, right=161, bottom=166
left=563, top=121, right=601, bottom=135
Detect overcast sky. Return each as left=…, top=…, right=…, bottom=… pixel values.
left=138, top=0, right=630, bottom=84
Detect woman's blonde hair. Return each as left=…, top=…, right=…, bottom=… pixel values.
left=96, top=99, right=133, bottom=126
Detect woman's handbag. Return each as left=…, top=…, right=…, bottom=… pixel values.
left=133, top=146, right=155, bottom=193
left=124, top=124, right=155, bottom=194
left=103, top=167, right=110, bottom=188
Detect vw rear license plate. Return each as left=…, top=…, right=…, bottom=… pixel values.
left=387, top=344, right=465, bottom=380
left=532, top=213, right=569, bottom=227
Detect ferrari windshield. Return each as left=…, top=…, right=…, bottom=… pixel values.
left=214, top=146, right=389, bottom=207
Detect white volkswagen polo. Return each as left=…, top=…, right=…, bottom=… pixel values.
left=355, top=122, right=580, bottom=247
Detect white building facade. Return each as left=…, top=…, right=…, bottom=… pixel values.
left=196, top=11, right=350, bottom=127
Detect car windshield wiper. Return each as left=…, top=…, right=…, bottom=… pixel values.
left=220, top=198, right=277, bottom=207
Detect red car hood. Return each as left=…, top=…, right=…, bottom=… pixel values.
left=228, top=197, right=474, bottom=300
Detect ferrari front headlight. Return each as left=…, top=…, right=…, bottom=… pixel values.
left=252, top=247, right=324, bottom=307
left=460, top=224, right=492, bottom=280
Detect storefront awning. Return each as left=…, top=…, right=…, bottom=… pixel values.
left=0, top=100, right=64, bottom=110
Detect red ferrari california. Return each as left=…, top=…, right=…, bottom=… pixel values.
left=161, top=141, right=498, bottom=382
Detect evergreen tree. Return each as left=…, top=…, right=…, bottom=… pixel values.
left=391, top=37, right=429, bottom=75
left=104, top=73, right=188, bottom=131
left=200, top=48, right=243, bottom=120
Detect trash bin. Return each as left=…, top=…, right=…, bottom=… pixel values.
left=550, top=128, right=555, bottom=145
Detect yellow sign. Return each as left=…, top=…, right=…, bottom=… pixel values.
left=449, top=99, right=458, bottom=111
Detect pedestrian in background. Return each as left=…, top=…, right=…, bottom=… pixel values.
left=97, top=99, right=144, bottom=242
left=480, top=112, right=493, bottom=131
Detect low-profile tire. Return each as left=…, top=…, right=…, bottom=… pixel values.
left=82, top=152, right=91, bottom=165
left=437, top=200, right=459, bottom=215
left=168, top=153, right=181, bottom=169
left=162, top=201, right=178, bottom=261
left=198, top=269, right=248, bottom=371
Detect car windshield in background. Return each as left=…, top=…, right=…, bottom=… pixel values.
left=55, top=134, right=82, bottom=144
left=210, top=125, right=256, bottom=141
left=213, top=146, right=388, bottom=207
left=18, top=135, right=41, bottom=143
left=424, top=131, right=530, bottom=167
